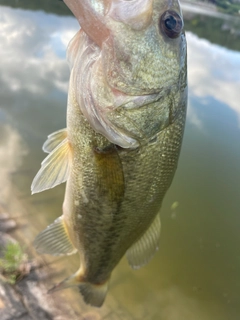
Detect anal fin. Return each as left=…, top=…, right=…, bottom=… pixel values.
left=126, top=213, right=161, bottom=269
left=33, top=216, right=77, bottom=256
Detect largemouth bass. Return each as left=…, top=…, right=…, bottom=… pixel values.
left=31, top=0, right=187, bottom=307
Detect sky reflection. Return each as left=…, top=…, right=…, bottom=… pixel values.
left=0, top=7, right=78, bottom=97
left=187, top=32, right=240, bottom=127
left=0, top=124, right=27, bottom=200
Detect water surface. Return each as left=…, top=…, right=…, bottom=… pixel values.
left=0, top=2, right=239, bottom=319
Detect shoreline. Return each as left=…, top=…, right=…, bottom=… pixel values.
left=0, top=194, right=81, bottom=320
left=181, top=0, right=240, bottom=21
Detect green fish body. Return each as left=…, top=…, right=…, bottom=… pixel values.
left=31, top=0, right=187, bottom=307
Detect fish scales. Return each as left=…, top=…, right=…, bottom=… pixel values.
left=66, top=83, right=185, bottom=282
left=31, top=0, right=188, bottom=307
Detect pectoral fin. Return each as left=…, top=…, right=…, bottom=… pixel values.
left=31, top=138, right=71, bottom=194
left=126, top=213, right=161, bottom=269
left=33, top=216, right=77, bottom=256
left=42, top=128, right=67, bottom=153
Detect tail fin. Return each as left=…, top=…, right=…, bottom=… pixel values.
left=78, top=281, right=109, bottom=307
left=48, top=273, right=109, bottom=307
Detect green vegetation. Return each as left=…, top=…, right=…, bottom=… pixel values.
left=0, top=0, right=71, bottom=16
left=1, top=0, right=240, bottom=17
left=184, top=16, right=240, bottom=51
left=213, top=0, right=240, bottom=15
left=0, top=242, right=28, bottom=284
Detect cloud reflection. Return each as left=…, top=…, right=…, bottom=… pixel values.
left=187, top=32, right=240, bottom=127
left=0, top=7, right=78, bottom=96
left=0, top=124, right=27, bottom=200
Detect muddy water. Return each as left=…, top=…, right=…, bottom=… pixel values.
left=0, top=2, right=240, bottom=319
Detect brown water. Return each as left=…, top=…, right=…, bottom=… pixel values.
left=0, top=2, right=240, bottom=319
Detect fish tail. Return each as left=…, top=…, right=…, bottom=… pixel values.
left=78, top=280, right=109, bottom=308
left=48, top=273, right=109, bottom=307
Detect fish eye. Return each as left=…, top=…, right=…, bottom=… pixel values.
left=159, top=10, right=183, bottom=39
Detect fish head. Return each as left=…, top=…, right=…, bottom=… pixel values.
left=103, top=0, right=186, bottom=96
left=64, top=0, right=187, bottom=148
